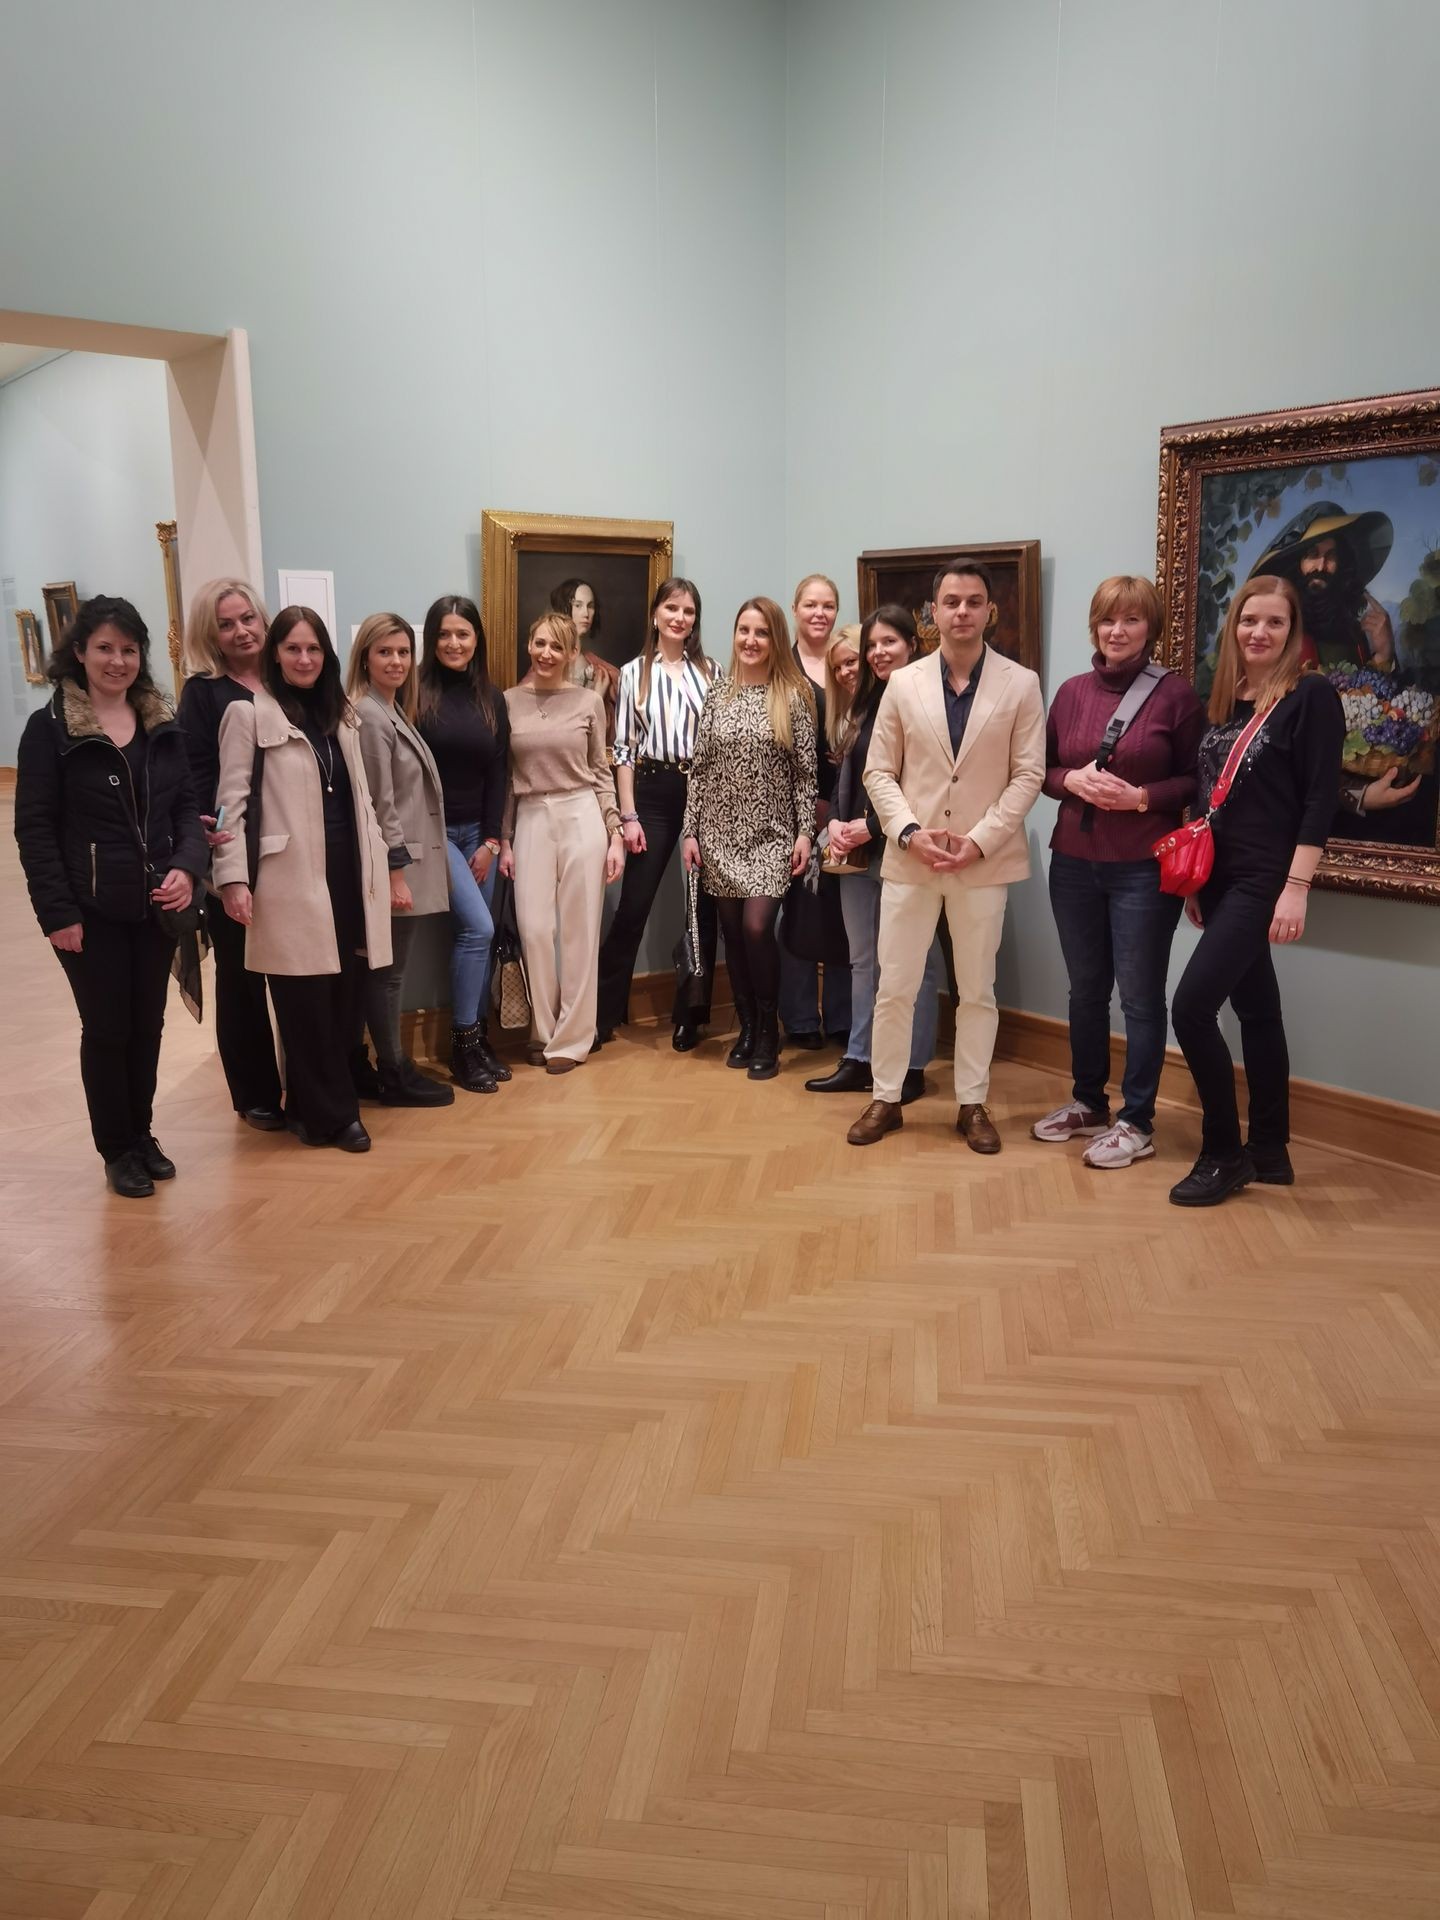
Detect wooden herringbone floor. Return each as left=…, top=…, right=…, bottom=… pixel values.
left=2, top=805, right=1439, bottom=1919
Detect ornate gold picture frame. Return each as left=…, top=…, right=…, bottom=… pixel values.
left=1157, top=389, right=1440, bottom=904
left=15, top=609, right=46, bottom=685
left=41, top=580, right=79, bottom=652
left=480, top=510, right=674, bottom=689
left=156, top=520, right=184, bottom=686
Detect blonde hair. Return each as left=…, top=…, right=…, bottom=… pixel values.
left=1088, top=574, right=1164, bottom=648
left=182, top=578, right=270, bottom=677
left=721, top=596, right=814, bottom=753
left=792, top=572, right=840, bottom=614
left=1208, top=575, right=1307, bottom=724
left=529, top=609, right=578, bottom=660
left=824, top=627, right=862, bottom=759
left=346, top=613, right=418, bottom=721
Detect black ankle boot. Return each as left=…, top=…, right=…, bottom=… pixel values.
left=1168, top=1150, right=1254, bottom=1208
left=349, top=1044, right=383, bottom=1100
left=805, top=1057, right=872, bottom=1094
left=747, top=1000, right=780, bottom=1080
left=473, top=1018, right=512, bottom=1082
left=105, top=1149, right=155, bottom=1198
left=451, top=1022, right=498, bottom=1094
left=726, top=995, right=757, bottom=1069
left=379, top=1059, right=456, bottom=1107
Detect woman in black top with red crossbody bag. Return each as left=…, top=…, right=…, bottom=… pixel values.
left=1168, top=574, right=1342, bottom=1207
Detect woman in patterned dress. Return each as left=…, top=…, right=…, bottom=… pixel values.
left=681, top=597, right=817, bottom=1081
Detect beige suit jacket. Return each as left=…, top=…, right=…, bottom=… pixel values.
left=863, top=645, right=1046, bottom=888
left=213, top=690, right=393, bottom=976
left=355, top=691, right=449, bottom=919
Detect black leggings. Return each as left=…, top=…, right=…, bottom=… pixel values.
left=598, top=764, right=716, bottom=1029
left=713, top=895, right=781, bottom=1003
left=56, top=913, right=177, bottom=1162
left=1171, top=870, right=1289, bottom=1158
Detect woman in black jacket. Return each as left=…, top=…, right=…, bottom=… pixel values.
left=804, top=604, right=944, bottom=1102
left=175, top=578, right=285, bottom=1128
left=1169, top=575, right=1344, bottom=1207
left=15, top=597, right=206, bottom=1197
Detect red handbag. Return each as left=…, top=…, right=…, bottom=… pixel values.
left=1152, top=706, right=1267, bottom=897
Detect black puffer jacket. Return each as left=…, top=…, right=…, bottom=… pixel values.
left=15, top=681, right=207, bottom=934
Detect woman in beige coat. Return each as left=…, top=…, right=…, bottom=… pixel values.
left=213, top=606, right=391, bottom=1153
left=345, top=614, right=454, bottom=1108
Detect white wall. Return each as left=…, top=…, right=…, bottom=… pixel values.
left=0, top=352, right=175, bottom=762
left=784, top=0, right=1440, bottom=1108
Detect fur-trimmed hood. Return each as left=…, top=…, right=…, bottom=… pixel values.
left=55, top=678, right=176, bottom=744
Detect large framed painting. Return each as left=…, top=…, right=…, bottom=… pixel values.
left=42, top=581, right=80, bottom=653
left=480, top=510, right=674, bottom=688
left=1157, top=389, right=1440, bottom=903
left=856, top=540, right=1043, bottom=674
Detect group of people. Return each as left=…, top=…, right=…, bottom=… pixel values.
left=15, top=556, right=1344, bottom=1211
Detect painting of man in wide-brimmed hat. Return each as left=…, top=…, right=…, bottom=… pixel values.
left=1252, top=502, right=1396, bottom=673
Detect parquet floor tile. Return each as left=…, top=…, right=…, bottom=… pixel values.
left=1, top=801, right=1438, bottom=1917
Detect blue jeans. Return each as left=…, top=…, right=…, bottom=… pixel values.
left=778, top=927, right=851, bottom=1036
left=445, top=823, right=497, bottom=1025
left=1047, top=851, right=1182, bottom=1132
left=840, top=863, right=943, bottom=1070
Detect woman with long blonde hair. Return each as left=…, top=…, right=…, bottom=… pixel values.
left=175, top=577, right=284, bottom=1129
left=1168, top=574, right=1343, bottom=1206
left=344, top=615, right=454, bottom=1107
left=681, top=597, right=817, bottom=1079
left=781, top=572, right=850, bottom=1051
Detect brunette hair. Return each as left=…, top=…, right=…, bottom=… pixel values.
left=551, top=578, right=600, bottom=641
left=263, top=605, right=348, bottom=735
left=346, top=612, right=418, bottom=720
left=637, top=575, right=709, bottom=707
left=832, top=602, right=919, bottom=756
left=932, top=556, right=995, bottom=600
left=418, top=594, right=498, bottom=728
left=1208, top=575, right=1307, bottom=723
left=1088, top=574, right=1163, bottom=648
left=48, top=595, right=160, bottom=701
left=182, top=577, right=271, bottom=678
left=529, top=609, right=578, bottom=659
left=719, top=596, right=814, bottom=753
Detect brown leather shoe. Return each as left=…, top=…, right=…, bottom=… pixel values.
left=957, top=1103, right=1001, bottom=1153
left=847, top=1099, right=903, bottom=1146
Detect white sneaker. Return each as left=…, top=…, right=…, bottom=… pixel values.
left=1032, top=1101, right=1110, bottom=1143
left=1082, top=1121, right=1155, bottom=1169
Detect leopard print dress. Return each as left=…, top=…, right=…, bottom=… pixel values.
left=681, top=680, right=818, bottom=898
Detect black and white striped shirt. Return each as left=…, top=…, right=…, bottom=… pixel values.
left=612, top=653, right=713, bottom=767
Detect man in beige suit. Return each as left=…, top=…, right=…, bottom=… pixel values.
left=848, top=558, right=1045, bottom=1151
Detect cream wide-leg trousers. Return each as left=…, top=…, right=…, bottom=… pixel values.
left=512, top=789, right=608, bottom=1064
left=871, top=875, right=1009, bottom=1106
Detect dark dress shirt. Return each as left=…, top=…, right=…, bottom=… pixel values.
left=941, top=646, right=985, bottom=757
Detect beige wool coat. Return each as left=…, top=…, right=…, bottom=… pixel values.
left=212, top=689, right=392, bottom=976
left=355, top=691, right=450, bottom=918
left=864, top=644, right=1046, bottom=889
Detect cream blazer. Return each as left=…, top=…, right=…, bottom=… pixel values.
left=355, top=691, right=449, bottom=919
left=212, top=689, right=392, bottom=976
left=863, top=645, right=1046, bottom=888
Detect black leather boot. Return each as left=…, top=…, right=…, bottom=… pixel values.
left=136, top=1135, right=177, bottom=1179
left=451, top=1022, right=498, bottom=1094
left=747, top=1000, right=780, bottom=1081
left=726, top=995, right=757, bottom=1069
left=105, top=1150, right=155, bottom=1198
left=379, top=1059, right=456, bottom=1107
left=473, top=1018, right=512, bottom=1082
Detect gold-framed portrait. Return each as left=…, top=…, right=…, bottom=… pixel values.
left=480, top=510, right=675, bottom=690
left=42, top=581, right=79, bottom=652
left=15, top=609, right=46, bottom=685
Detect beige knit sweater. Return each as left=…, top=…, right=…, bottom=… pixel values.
left=501, top=683, right=620, bottom=839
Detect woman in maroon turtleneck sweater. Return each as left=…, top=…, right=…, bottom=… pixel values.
left=1032, top=575, right=1205, bottom=1169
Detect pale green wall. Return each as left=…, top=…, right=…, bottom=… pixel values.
left=784, top=0, right=1440, bottom=1108
left=0, top=352, right=176, bottom=761
left=1, top=0, right=787, bottom=976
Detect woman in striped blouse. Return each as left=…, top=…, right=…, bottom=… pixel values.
left=596, top=577, right=717, bottom=1050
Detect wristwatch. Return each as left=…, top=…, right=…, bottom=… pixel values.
left=898, top=822, right=921, bottom=850
left=1136, top=789, right=1149, bottom=814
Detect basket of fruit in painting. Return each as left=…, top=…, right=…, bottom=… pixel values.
left=1327, top=666, right=1439, bottom=779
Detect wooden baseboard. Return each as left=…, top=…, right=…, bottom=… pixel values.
left=0, top=768, right=15, bottom=791
left=994, top=1005, right=1440, bottom=1180
left=403, top=972, right=1438, bottom=1179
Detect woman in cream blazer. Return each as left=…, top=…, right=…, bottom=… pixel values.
left=213, top=607, right=390, bottom=1152
left=346, top=614, right=454, bottom=1107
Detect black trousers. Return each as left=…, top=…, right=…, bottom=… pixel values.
left=597, top=763, right=716, bottom=1030
left=205, top=895, right=283, bottom=1113
left=56, top=913, right=177, bottom=1162
left=1171, top=868, right=1289, bottom=1158
left=265, top=838, right=368, bottom=1139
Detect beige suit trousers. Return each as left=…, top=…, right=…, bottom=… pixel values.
left=872, top=876, right=1009, bottom=1106
left=513, top=789, right=608, bottom=1064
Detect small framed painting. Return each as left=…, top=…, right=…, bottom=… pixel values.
left=15, top=609, right=46, bottom=685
